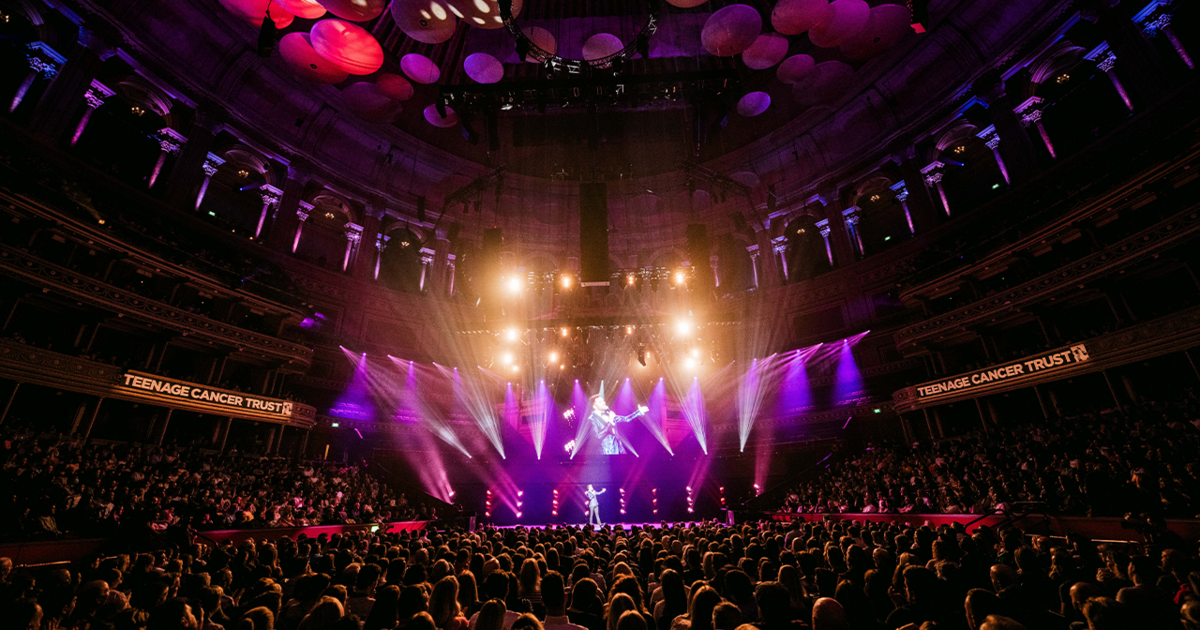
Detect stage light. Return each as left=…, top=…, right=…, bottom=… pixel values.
left=626, top=326, right=633, bottom=335
left=507, top=276, right=523, bottom=294
left=685, top=357, right=697, bottom=369
left=691, top=348, right=700, bottom=358
left=674, top=270, right=686, bottom=285
left=561, top=274, right=572, bottom=288
left=502, top=352, right=513, bottom=364
left=561, top=327, right=570, bottom=337
left=560, top=363, right=565, bottom=369
left=549, top=351, right=559, bottom=362
left=511, top=364, right=519, bottom=372
left=676, top=319, right=693, bottom=335
left=517, top=490, right=523, bottom=497
left=506, top=328, right=519, bottom=341
left=627, top=274, right=635, bottom=285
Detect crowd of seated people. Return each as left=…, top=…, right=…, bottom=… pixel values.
left=3, top=517, right=1199, bottom=630
left=0, top=430, right=440, bottom=541
left=779, top=397, right=1200, bottom=518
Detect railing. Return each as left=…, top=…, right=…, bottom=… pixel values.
left=0, top=244, right=314, bottom=368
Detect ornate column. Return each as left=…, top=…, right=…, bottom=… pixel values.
left=889, top=182, right=916, bottom=234
left=419, top=247, right=435, bottom=290
left=374, top=234, right=390, bottom=280
left=164, top=113, right=217, bottom=210
left=194, top=152, right=225, bottom=210
left=342, top=223, right=364, bottom=272
left=974, top=125, right=1010, bottom=184
left=445, top=253, right=457, bottom=296
left=255, top=184, right=283, bottom=238
left=11, top=42, right=65, bottom=113
left=148, top=128, right=186, bottom=189
left=29, top=37, right=106, bottom=143
left=353, top=207, right=384, bottom=279
left=1015, top=97, right=1056, bottom=159
left=709, top=254, right=721, bottom=288
left=266, top=168, right=305, bottom=250
left=293, top=202, right=314, bottom=253
left=894, top=147, right=940, bottom=233
left=921, top=161, right=951, bottom=216
left=67, top=80, right=115, bottom=147
left=1143, top=9, right=1192, bottom=70
left=746, top=244, right=760, bottom=289
left=431, top=237, right=450, bottom=292
left=1087, top=46, right=1135, bottom=111
left=842, top=207, right=865, bottom=257
left=1094, top=2, right=1171, bottom=108
left=771, top=235, right=790, bottom=281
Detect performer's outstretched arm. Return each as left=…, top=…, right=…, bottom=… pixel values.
left=598, top=488, right=606, bottom=494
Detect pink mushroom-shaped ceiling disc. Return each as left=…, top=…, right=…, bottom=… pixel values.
left=776, top=53, right=816, bottom=84
left=771, top=0, right=828, bottom=35
left=390, top=0, right=458, bottom=44
left=807, top=0, right=869, bottom=47
left=276, top=0, right=326, bottom=19
left=310, top=19, right=384, bottom=75
left=583, top=33, right=624, bottom=61
left=342, top=82, right=403, bottom=123
left=219, top=0, right=295, bottom=28
left=665, top=0, right=708, bottom=8
left=464, top=52, right=504, bottom=83
left=376, top=73, right=415, bottom=101
left=401, top=53, right=442, bottom=84
left=318, top=0, right=386, bottom=21
left=525, top=26, right=557, bottom=58
left=792, top=59, right=853, bottom=105
left=280, top=32, right=350, bottom=83
left=840, top=3, right=911, bottom=59
left=702, top=5, right=762, bottom=57
left=446, top=0, right=521, bottom=29
left=424, top=104, right=459, bottom=127
left=736, top=91, right=771, bottom=117
left=741, top=33, right=789, bottom=69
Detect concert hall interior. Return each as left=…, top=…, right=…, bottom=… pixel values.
left=3, top=0, right=1200, bottom=627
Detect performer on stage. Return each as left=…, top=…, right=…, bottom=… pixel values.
left=588, top=396, right=648, bottom=455
left=586, top=484, right=606, bottom=526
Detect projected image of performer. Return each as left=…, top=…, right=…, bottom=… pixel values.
left=589, top=395, right=648, bottom=455
left=586, top=484, right=606, bottom=526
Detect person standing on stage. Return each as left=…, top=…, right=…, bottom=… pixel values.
left=586, top=484, right=606, bottom=526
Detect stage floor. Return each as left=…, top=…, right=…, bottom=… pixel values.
left=491, top=521, right=713, bottom=530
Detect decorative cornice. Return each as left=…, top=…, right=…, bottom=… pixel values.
left=920, top=161, right=945, bottom=186
left=975, top=124, right=1001, bottom=149
left=202, top=152, right=226, bottom=177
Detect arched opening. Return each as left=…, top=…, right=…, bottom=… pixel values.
left=784, top=216, right=831, bottom=282
left=295, top=192, right=355, bottom=271
left=379, top=227, right=423, bottom=292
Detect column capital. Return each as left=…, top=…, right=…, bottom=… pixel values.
left=420, top=246, right=436, bottom=264
left=746, top=243, right=760, bottom=259
left=26, top=42, right=67, bottom=77
left=974, top=124, right=1001, bottom=149
left=920, top=161, right=946, bottom=186
left=889, top=180, right=909, bottom=202
left=1014, top=96, right=1045, bottom=127
left=344, top=222, right=364, bottom=243
left=1086, top=43, right=1118, bottom=72
left=202, top=152, right=226, bottom=177
left=842, top=206, right=862, bottom=224
left=83, top=79, right=115, bottom=109
left=157, top=127, right=187, bottom=154
left=377, top=234, right=391, bottom=251
left=261, top=184, right=283, bottom=207
left=296, top=201, right=314, bottom=222
left=771, top=235, right=788, bottom=255
left=815, top=219, right=831, bottom=239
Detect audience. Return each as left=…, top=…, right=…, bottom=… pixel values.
left=5, top=516, right=1197, bottom=630
left=0, top=430, right=441, bottom=540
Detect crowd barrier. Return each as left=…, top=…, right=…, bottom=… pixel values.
left=0, top=521, right=429, bottom=566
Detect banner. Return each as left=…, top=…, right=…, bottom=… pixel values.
left=123, top=372, right=293, bottom=416
left=915, top=344, right=1090, bottom=400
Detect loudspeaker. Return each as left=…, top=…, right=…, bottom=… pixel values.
left=257, top=13, right=278, bottom=57
left=579, top=182, right=609, bottom=282
left=416, top=196, right=426, bottom=223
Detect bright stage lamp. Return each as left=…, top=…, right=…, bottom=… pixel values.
left=506, top=328, right=519, bottom=341
left=676, top=319, right=693, bottom=335
left=549, top=351, right=559, bottom=362
left=691, top=347, right=700, bottom=358
left=674, top=270, right=686, bottom=284
left=510, top=364, right=519, bottom=372
left=507, top=276, right=523, bottom=293
left=626, top=326, right=633, bottom=335
left=561, top=274, right=572, bottom=288
left=627, top=274, right=635, bottom=285
left=685, top=357, right=697, bottom=369
left=561, top=327, right=569, bottom=337
left=502, top=352, right=513, bottom=364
